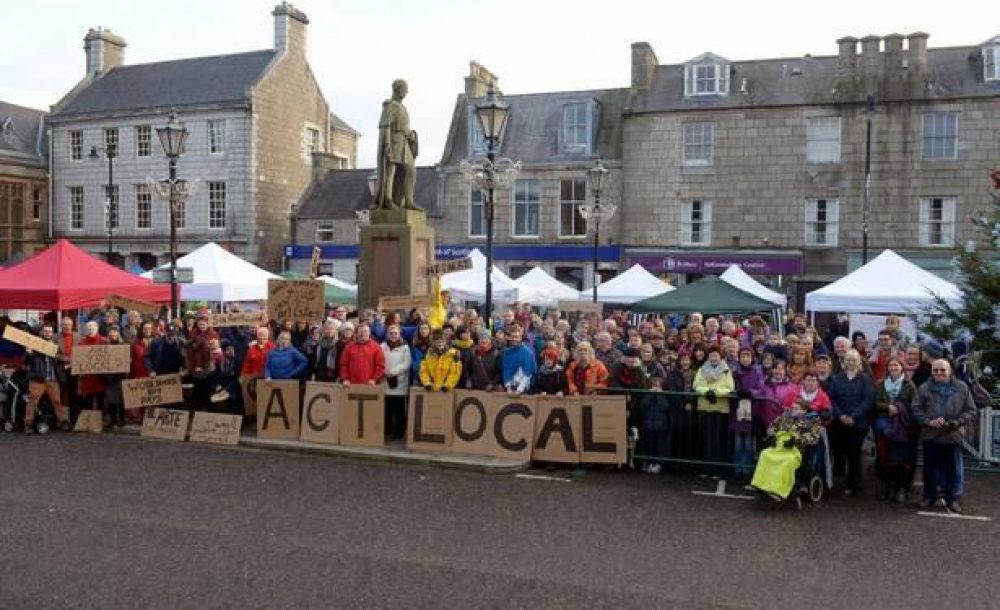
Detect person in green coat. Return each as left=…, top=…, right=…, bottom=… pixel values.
left=693, top=346, right=735, bottom=475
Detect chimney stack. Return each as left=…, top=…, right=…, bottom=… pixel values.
left=83, top=28, right=126, bottom=77
left=465, top=62, right=499, bottom=98
left=859, top=35, right=882, bottom=94
left=273, top=2, right=309, bottom=55
left=631, top=42, right=659, bottom=91
left=907, top=32, right=929, bottom=74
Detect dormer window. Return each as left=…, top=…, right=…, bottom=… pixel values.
left=984, top=42, right=1000, bottom=81
left=560, top=99, right=599, bottom=154
left=684, top=53, right=730, bottom=97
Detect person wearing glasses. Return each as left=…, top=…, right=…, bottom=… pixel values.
left=827, top=349, right=875, bottom=496
left=910, top=359, right=977, bottom=513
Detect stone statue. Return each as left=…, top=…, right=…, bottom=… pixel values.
left=373, top=79, right=421, bottom=211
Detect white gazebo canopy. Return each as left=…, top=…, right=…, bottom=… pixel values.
left=580, top=264, right=674, bottom=304
left=516, top=267, right=580, bottom=306
left=317, top=275, right=357, bottom=294
left=143, top=242, right=280, bottom=302
left=719, top=265, right=786, bottom=307
left=805, top=249, right=962, bottom=313
left=440, top=249, right=542, bottom=304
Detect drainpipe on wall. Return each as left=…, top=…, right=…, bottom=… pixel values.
left=47, top=126, right=53, bottom=243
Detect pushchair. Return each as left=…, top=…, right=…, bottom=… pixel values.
left=751, top=412, right=829, bottom=509
left=0, top=366, right=56, bottom=434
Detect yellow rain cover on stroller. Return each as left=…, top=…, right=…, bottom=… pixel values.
left=751, top=431, right=802, bottom=499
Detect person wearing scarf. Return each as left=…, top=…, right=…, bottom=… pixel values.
left=873, top=357, right=918, bottom=502
left=532, top=346, right=566, bottom=395
left=565, top=341, right=609, bottom=396
left=463, top=334, right=501, bottom=391
left=693, top=346, right=735, bottom=475
left=381, top=324, right=412, bottom=440
left=761, top=360, right=798, bottom=430
left=731, top=346, right=764, bottom=479
left=452, top=326, right=475, bottom=355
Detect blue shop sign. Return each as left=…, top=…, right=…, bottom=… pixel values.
left=285, top=244, right=621, bottom=262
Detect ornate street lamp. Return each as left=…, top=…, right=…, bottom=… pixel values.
left=579, top=159, right=616, bottom=303
left=153, top=110, right=190, bottom=319
left=459, top=88, right=520, bottom=326
left=89, top=142, right=117, bottom=265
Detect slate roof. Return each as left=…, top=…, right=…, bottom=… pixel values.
left=439, top=87, right=629, bottom=167
left=296, top=166, right=440, bottom=220
left=330, top=111, right=360, bottom=135
left=0, top=101, right=47, bottom=163
left=53, top=50, right=276, bottom=117
left=630, top=46, right=1000, bottom=114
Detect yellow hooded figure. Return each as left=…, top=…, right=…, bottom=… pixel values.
left=427, top=275, right=450, bottom=330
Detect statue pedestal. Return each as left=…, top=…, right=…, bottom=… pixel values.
left=357, top=208, right=435, bottom=311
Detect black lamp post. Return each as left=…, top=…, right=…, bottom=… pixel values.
left=862, top=95, right=875, bottom=265
left=473, top=88, right=510, bottom=327
left=580, top=159, right=616, bottom=303
left=155, top=111, right=189, bottom=320
left=89, top=142, right=116, bottom=264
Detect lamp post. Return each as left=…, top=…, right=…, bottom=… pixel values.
left=155, top=111, right=189, bottom=320
left=89, top=142, right=116, bottom=265
left=579, top=159, right=616, bottom=303
left=459, top=88, right=520, bottom=327
left=862, top=95, right=875, bottom=265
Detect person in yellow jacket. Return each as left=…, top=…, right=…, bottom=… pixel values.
left=419, top=329, right=462, bottom=391
left=427, top=275, right=451, bottom=331
left=692, top=345, right=735, bottom=475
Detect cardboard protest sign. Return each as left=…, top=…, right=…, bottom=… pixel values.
left=422, top=257, right=472, bottom=275
left=299, top=382, right=341, bottom=445
left=578, top=395, right=626, bottom=464
left=406, top=388, right=454, bottom=453
left=310, top=245, right=321, bottom=278
left=141, top=408, right=190, bottom=442
left=189, top=412, right=243, bottom=445
left=240, top=375, right=260, bottom=417
left=73, top=410, right=103, bottom=434
left=256, top=380, right=301, bottom=440
left=3, top=325, right=58, bottom=358
left=557, top=300, right=603, bottom=317
left=71, top=344, right=130, bottom=375
left=208, top=311, right=268, bottom=327
left=267, top=279, right=325, bottom=324
left=378, top=294, right=431, bottom=311
left=451, top=390, right=495, bottom=457
left=337, top=384, right=384, bottom=447
left=486, top=393, right=537, bottom=461
left=105, top=293, right=161, bottom=316
left=122, top=374, right=183, bottom=410
left=532, top=395, right=582, bottom=463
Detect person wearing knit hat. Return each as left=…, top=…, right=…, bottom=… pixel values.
left=419, top=328, right=462, bottom=391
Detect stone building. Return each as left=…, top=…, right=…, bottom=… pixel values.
left=0, top=101, right=48, bottom=262
left=624, top=34, right=1000, bottom=308
left=48, top=2, right=329, bottom=271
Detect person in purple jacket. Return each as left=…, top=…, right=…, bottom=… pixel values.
left=731, top=346, right=765, bottom=478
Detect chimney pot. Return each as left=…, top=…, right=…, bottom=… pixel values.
left=273, top=2, right=309, bottom=55
left=83, top=27, right=126, bottom=77
left=631, top=42, right=659, bottom=91
left=465, top=61, right=499, bottom=98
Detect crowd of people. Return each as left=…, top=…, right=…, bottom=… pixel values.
left=0, top=295, right=980, bottom=511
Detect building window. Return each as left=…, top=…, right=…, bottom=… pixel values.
left=69, top=186, right=84, bottom=230
left=806, top=117, right=841, bottom=163
left=684, top=62, right=730, bottom=96
left=984, top=46, right=999, bottom=81
left=208, top=119, right=225, bottom=154
left=804, top=198, right=839, bottom=247
left=70, top=130, right=83, bottom=161
left=307, top=127, right=320, bottom=154
left=683, top=122, right=714, bottom=166
left=468, top=107, right=489, bottom=154
left=919, top=197, right=956, bottom=247
left=104, top=127, right=118, bottom=154
left=563, top=103, right=588, bottom=151
left=512, top=180, right=540, bottom=237
left=208, top=181, right=226, bottom=229
left=32, top=187, right=42, bottom=222
left=135, top=184, right=151, bottom=230
left=135, top=125, right=151, bottom=157
left=559, top=178, right=586, bottom=237
left=681, top=200, right=712, bottom=245
left=104, top=184, right=119, bottom=230
left=174, top=200, right=186, bottom=230
left=315, top=223, right=334, bottom=242
left=469, top=189, right=486, bottom=238
left=922, top=112, right=958, bottom=161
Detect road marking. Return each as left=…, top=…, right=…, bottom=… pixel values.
left=515, top=473, right=572, bottom=483
left=916, top=511, right=992, bottom=522
left=690, top=479, right=755, bottom=501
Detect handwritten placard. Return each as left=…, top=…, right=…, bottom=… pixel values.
left=3, top=325, right=58, bottom=358
left=422, top=258, right=472, bottom=276
left=208, top=311, right=268, bottom=328
left=122, top=374, right=183, bottom=410
left=105, top=293, right=161, bottom=316
left=71, top=344, right=131, bottom=375
left=267, top=279, right=325, bottom=324
left=73, top=410, right=103, bottom=434
left=141, top=408, right=190, bottom=441
left=189, top=412, right=243, bottom=445
left=378, top=294, right=431, bottom=311
left=557, top=300, right=603, bottom=317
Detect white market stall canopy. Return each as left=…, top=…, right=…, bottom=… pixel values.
left=516, top=267, right=580, bottom=306
left=719, top=264, right=787, bottom=307
left=581, top=264, right=674, bottom=304
left=440, top=249, right=542, bottom=304
left=143, top=242, right=280, bottom=302
left=317, top=275, right=358, bottom=294
left=805, top=249, right=962, bottom=313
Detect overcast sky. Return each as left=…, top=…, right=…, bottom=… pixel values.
left=2, top=0, right=994, bottom=168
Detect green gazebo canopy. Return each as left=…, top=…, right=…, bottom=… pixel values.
left=631, top=275, right=777, bottom=314
left=279, top=270, right=356, bottom=304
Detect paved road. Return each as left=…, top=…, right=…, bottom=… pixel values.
left=1, top=433, right=997, bottom=609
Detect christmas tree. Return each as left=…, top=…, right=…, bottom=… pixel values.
left=922, top=169, right=1000, bottom=373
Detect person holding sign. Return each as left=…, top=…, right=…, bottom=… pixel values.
left=501, top=323, right=536, bottom=395
left=23, top=325, right=71, bottom=433
left=339, top=324, right=385, bottom=385
left=565, top=341, right=609, bottom=396
left=419, top=329, right=461, bottom=391
left=77, top=321, right=108, bottom=414
left=264, top=332, right=308, bottom=381
left=381, top=324, right=412, bottom=439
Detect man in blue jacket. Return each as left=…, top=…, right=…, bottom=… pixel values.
left=828, top=349, right=875, bottom=496
left=501, top=323, right=536, bottom=395
left=265, top=331, right=309, bottom=381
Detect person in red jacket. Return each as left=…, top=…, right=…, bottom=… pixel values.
left=339, top=324, right=386, bottom=385
left=77, top=321, right=107, bottom=414
left=781, top=368, right=832, bottom=419
left=241, top=326, right=274, bottom=377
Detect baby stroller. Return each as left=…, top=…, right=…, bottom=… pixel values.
left=751, top=412, right=829, bottom=509
left=0, top=366, right=55, bottom=434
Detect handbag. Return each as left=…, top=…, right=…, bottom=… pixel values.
left=882, top=405, right=911, bottom=444
left=386, top=375, right=399, bottom=389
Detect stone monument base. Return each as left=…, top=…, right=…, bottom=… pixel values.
left=358, top=208, right=435, bottom=311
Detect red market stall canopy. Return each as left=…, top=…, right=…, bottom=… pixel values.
left=0, top=239, right=170, bottom=310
